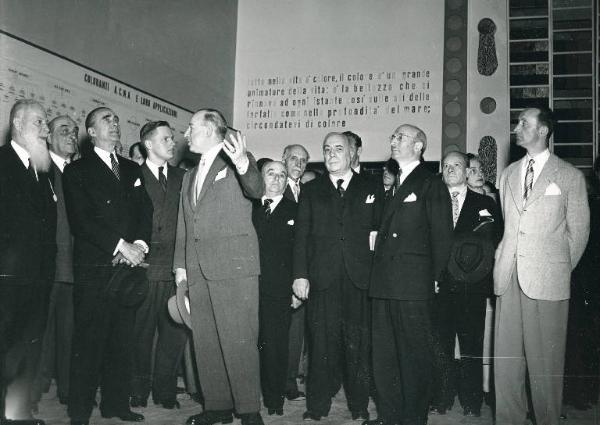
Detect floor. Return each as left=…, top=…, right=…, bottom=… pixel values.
left=33, top=382, right=600, bottom=425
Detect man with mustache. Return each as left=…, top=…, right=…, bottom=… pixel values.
left=0, top=99, right=57, bottom=425
left=63, top=107, right=153, bottom=425
left=130, top=121, right=188, bottom=410
left=33, top=115, right=79, bottom=409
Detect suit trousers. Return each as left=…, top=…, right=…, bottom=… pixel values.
left=258, top=294, right=292, bottom=409
left=286, top=304, right=305, bottom=393
left=494, top=269, right=568, bottom=425
left=131, top=279, right=188, bottom=402
left=431, top=292, right=487, bottom=412
left=306, top=271, right=370, bottom=416
left=33, top=281, right=74, bottom=403
left=372, top=298, right=433, bottom=425
left=68, top=283, right=137, bottom=421
left=0, top=281, right=50, bottom=420
left=188, top=275, right=261, bottom=414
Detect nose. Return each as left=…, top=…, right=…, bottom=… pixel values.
left=184, top=128, right=190, bottom=140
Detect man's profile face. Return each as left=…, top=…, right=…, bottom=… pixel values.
left=262, top=161, right=287, bottom=197
left=49, top=117, right=78, bottom=158
left=17, top=103, right=49, bottom=148
left=185, top=112, right=214, bottom=154
left=89, top=108, right=120, bottom=146
left=442, top=153, right=467, bottom=187
left=514, top=108, right=544, bottom=149
left=382, top=166, right=396, bottom=188
left=390, top=125, right=420, bottom=163
left=284, top=146, right=308, bottom=181
left=148, top=126, right=175, bottom=162
left=130, top=145, right=145, bottom=165
left=323, top=134, right=351, bottom=175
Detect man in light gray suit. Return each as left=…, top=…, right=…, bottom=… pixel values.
left=493, top=106, right=590, bottom=425
left=174, top=109, right=264, bottom=425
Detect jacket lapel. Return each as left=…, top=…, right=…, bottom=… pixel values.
left=188, top=165, right=200, bottom=210
left=507, top=159, right=524, bottom=212
left=524, top=154, right=559, bottom=209
left=197, top=153, right=228, bottom=206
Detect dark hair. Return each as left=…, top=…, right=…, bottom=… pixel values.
left=343, top=131, right=362, bottom=149
left=198, top=108, right=228, bottom=139
left=383, top=158, right=399, bottom=176
left=257, top=157, right=273, bottom=172
left=535, top=106, right=555, bottom=141
left=129, top=142, right=147, bottom=159
left=85, top=106, right=111, bottom=130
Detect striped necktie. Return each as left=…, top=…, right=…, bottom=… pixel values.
left=451, top=191, right=460, bottom=227
left=110, top=153, right=120, bottom=180
left=523, top=158, right=534, bottom=201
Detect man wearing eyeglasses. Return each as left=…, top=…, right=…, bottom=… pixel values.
left=366, top=125, right=453, bottom=425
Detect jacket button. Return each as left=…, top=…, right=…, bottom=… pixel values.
left=106, top=200, right=111, bottom=204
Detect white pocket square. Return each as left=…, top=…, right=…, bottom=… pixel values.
left=479, top=209, right=491, bottom=217
left=403, top=193, right=417, bottom=202
left=544, top=183, right=561, bottom=196
left=365, top=194, right=375, bottom=204
left=215, top=168, right=227, bottom=181
left=134, top=178, right=141, bottom=187
left=287, top=219, right=295, bottom=226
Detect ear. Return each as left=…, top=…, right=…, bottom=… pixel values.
left=538, top=125, right=549, bottom=138
left=87, top=127, right=96, bottom=138
left=357, top=146, right=363, bottom=156
left=413, top=140, right=424, bottom=154
left=143, top=139, right=152, bottom=151
left=12, top=117, right=22, bottom=133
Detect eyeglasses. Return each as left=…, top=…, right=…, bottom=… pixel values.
left=390, top=133, right=415, bottom=143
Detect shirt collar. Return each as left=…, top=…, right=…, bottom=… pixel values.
left=200, top=142, right=223, bottom=169
left=447, top=184, right=468, bottom=196
left=287, top=177, right=300, bottom=187
left=398, top=160, right=420, bottom=184
left=329, top=169, right=354, bottom=190
left=94, top=145, right=115, bottom=161
left=49, top=150, right=70, bottom=172
left=352, top=165, right=361, bottom=174
left=262, top=194, right=284, bottom=211
left=524, top=148, right=550, bottom=167
left=146, top=158, right=167, bottom=180
left=10, top=140, right=30, bottom=168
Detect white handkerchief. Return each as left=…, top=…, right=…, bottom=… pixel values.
left=403, top=193, right=417, bottom=203
left=365, top=194, right=375, bottom=204
left=544, top=182, right=561, bottom=196
left=215, top=168, right=227, bottom=181
left=287, top=219, right=295, bottom=226
left=479, top=209, right=491, bottom=217
left=134, top=178, right=141, bottom=187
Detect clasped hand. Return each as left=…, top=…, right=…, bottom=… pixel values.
left=112, top=241, right=146, bottom=267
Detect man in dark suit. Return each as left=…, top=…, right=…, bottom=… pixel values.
left=365, top=124, right=453, bottom=425
left=0, top=99, right=57, bottom=425
left=293, top=132, right=382, bottom=421
left=343, top=131, right=363, bottom=174
left=280, top=143, right=309, bottom=401
left=430, top=151, right=502, bottom=417
left=130, top=121, right=188, bottom=409
left=252, top=161, right=298, bottom=416
left=33, top=115, right=78, bottom=408
left=173, top=109, right=264, bottom=425
left=63, top=107, right=153, bottom=425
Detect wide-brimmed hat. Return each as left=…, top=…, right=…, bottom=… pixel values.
left=168, top=284, right=191, bottom=329
left=446, top=232, right=495, bottom=284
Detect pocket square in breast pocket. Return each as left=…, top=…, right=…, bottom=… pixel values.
left=365, top=194, right=375, bottom=203
left=403, top=193, right=417, bottom=202
left=544, top=182, right=561, bottom=196
left=287, top=219, right=295, bottom=225
left=215, top=168, right=227, bottom=181
left=134, top=178, right=142, bottom=187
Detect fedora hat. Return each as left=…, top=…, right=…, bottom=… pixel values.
left=446, top=232, right=495, bottom=284
left=168, top=284, right=191, bottom=329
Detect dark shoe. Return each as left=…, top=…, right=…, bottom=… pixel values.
left=0, top=420, right=46, bottom=425
left=240, top=413, right=264, bottom=425
left=155, top=399, right=180, bottom=409
left=101, top=409, right=145, bottom=422
left=352, top=410, right=369, bottom=421
left=286, top=390, right=306, bottom=401
left=190, top=392, right=205, bottom=404
left=186, top=410, right=234, bottom=425
left=267, top=408, right=283, bottom=416
left=429, top=405, right=447, bottom=415
left=463, top=407, right=480, bottom=417
left=129, top=395, right=148, bottom=408
left=303, top=411, right=327, bottom=421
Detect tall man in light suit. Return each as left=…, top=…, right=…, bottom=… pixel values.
left=174, top=109, right=264, bottom=425
left=493, top=106, right=590, bottom=425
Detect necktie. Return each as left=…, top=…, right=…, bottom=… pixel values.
left=393, top=168, right=403, bottom=195
left=110, top=153, right=120, bottom=180
left=63, top=160, right=68, bottom=170
left=28, top=158, right=38, bottom=182
left=451, top=191, right=460, bottom=228
left=293, top=181, right=300, bottom=201
left=524, top=158, right=534, bottom=201
left=263, top=198, right=273, bottom=216
left=194, top=158, right=207, bottom=203
left=336, top=179, right=345, bottom=197
left=158, top=166, right=167, bottom=192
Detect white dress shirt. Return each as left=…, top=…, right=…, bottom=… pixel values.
left=329, top=169, right=354, bottom=190
left=11, top=140, right=37, bottom=179
left=447, top=184, right=468, bottom=216
left=146, top=158, right=168, bottom=181
left=397, top=160, right=421, bottom=185
left=521, top=148, right=550, bottom=189
left=261, top=194, right=284, bottom=212
left=49, top=151, right=70, bottom=173
left=287, top=177, right=301, bottom=202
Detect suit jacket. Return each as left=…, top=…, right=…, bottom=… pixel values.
left=51, top=161, right=74, bottom=283
left=0, top=144, right=57, bottom=284
left=173, top=151, right=263, bottom=283
left=440, top=188, right=502, bottom=295
left=252, top=197, right=298, bottom=298
left=370, top=163, right=453, bottom=300
left=493, top=153, right=589, bottom=300
left=63, top=151, right=153, bottom=283
left=293, top=172, right=382, bottom=291
left=283, top=181, right=302, bottom=203
left=141, top=163, right=184, bottom=281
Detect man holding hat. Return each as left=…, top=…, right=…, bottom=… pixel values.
left=430, top=151, right=501, bottom=417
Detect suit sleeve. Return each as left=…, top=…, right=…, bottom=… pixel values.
left=134, top=167, right=153, bottom=245
left=567, top=169, right=590, bottom=268
left=173, top=173, right=188, bottom=271
left=292, top=187, right=311, bottom=279
left=62, top=165, right=122, bottom=255
left=237, top=152, right=263, bottom=199
left=426, top=176, right=454, bottom=281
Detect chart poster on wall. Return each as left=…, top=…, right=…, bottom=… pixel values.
left=233, top=0, right=445, bottom=161
left=0, top=31, right=192, bottom=156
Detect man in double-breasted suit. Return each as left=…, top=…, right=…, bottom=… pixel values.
left=130, top=121, right=188, bottom=409
left=293, top=132, right=382, bottom=421
left=173, top=109, right=264, bottom=425
left=430, top=151, right=502, bottom=417
left=0, top=100, right=57, bottom=425
left=63, top=107, right=153, bottom=425
left=366, top=124, right=453, bottom=425
left=493, top=107, right=590, bottom=425
left=252, top=161, right=298, bottom=415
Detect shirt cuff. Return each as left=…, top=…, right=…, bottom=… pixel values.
left=235, top=156, right=250, bottom=175
left=113, top=238, right=124, bottom=256
left=133, top=240, right=149, bottom=254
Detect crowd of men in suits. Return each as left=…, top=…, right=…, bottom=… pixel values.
left=0, top=99, right=590, bottom=425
